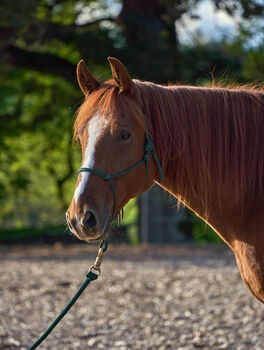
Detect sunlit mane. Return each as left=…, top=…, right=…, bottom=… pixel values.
left=74, top=79, right=264, bottom=216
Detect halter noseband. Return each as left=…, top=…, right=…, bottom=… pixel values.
left=78, top=128, right=163, bottom=213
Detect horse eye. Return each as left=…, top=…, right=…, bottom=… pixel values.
left=119, top=130, right=131, bottom=141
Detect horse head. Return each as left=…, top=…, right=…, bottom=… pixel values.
left=66, top=58, right=161, bottom=241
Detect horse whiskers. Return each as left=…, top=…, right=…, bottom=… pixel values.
left=106, top=208, right=125, bottom=240
left=116, top=208, right=124, bottom=227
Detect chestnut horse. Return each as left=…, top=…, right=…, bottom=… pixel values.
left=67, top=57, right=264, bottom=303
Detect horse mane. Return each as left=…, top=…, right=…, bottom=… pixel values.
left=74, top=78, right=264, bottom=216
left=135, top=80, right=264, bottom=215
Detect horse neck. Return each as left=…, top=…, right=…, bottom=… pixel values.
left=138, top=82, right=263, bottom=242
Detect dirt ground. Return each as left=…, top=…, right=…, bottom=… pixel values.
left=0, top=243, right=263, bottom=350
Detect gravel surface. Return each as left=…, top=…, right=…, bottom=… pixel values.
left=0, top=243, right=264, bottom=350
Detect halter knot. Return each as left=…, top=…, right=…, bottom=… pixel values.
left=104, top=174, right=111, bottom=181
left=144, top=153, right=150, bottom=161
left=144, top=139, right=154, bottom=153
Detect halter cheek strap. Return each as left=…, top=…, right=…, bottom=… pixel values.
left=78, top=134, right=163, bottom=213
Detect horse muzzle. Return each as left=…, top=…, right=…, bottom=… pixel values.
left=66, top=208, right=111, bottom=241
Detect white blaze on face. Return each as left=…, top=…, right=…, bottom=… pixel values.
left=74, top=113, right=108, bottom=203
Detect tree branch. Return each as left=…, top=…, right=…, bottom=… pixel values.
left=66, top=16, right=115, bottom=30
left=6, top=45, right=76, bottom=82
left=21, top=16, right=116, bottom=44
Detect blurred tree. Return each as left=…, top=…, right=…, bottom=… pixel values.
left=226, top=19, right=264, bottom=81
left=1, top=0, right=263, bottom=82
left=0, top=70, right=80, bottom=227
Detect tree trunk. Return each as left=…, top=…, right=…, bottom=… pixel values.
left=119, top=0, right=179, bottom=83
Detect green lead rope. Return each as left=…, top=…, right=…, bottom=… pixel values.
left=27, top=240, right=108, bottom=350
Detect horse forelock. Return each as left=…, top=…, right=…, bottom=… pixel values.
left=74, top=79, right=146, bottom=139
left=74, top=80, right=118, bottom=138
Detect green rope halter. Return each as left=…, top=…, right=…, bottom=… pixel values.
left=78, top=130, right=163, bottom=212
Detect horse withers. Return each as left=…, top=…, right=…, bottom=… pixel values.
left=66, top=57, right=264, bottom=303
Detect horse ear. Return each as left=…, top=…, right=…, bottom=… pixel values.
left=107, top=57, right=132, bottom=94
left=76, top=60, right=100, bottom=96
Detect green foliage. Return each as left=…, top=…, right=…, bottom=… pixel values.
left=223, top=20, right=264, bottom=82
left=0, top=68, right=81, bottom=227
left=0, top=0, right=38, bottom=29
left=192, top=215, right=223, bottom=243
left=123, top=198, right=139, bottom=245
left=243, top=49, right=264, bottom=80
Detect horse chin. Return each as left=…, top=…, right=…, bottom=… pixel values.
left=82, top=211, right=112, bottom=243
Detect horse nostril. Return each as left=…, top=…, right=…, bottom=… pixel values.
left=82, top=211, right=97, bottom=230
